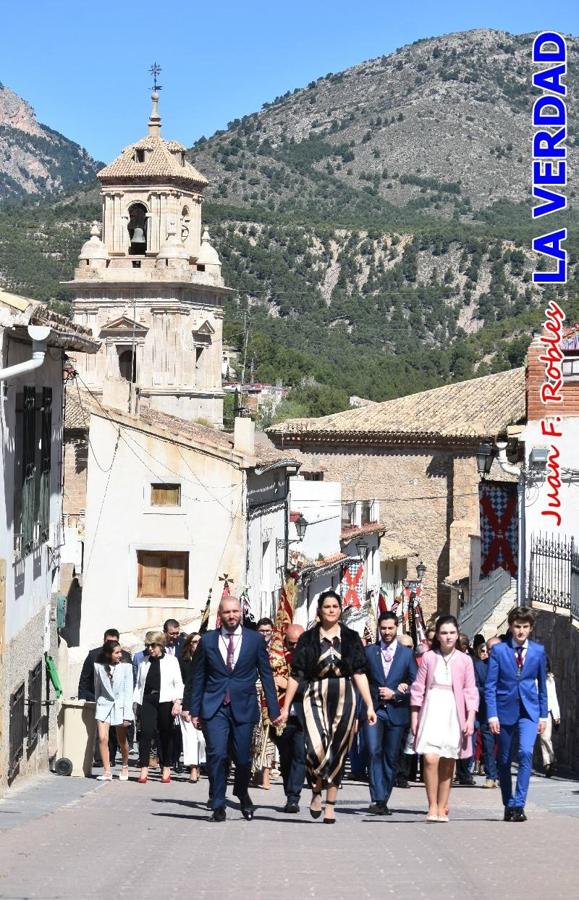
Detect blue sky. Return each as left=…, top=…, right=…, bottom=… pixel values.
left=1, top=0, right=578, bottom=161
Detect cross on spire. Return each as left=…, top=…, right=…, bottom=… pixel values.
left=149, top=62, right=162, bottom=92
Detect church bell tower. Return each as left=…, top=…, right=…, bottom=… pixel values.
left=68, top=76, right=227, bottom=426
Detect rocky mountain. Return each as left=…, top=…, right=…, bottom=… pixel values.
left=0, top=83, right=99, bottom=202
left=0, top=29, right=576, bottom=417
left=190, top=29, right=578, bottom=223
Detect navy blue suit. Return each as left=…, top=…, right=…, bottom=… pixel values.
left=189, top=628, right=280, bottom=810
left=363, top=642, right=417, bottom=805
left=474, top=657, right=498, bottom=782
left=485, top=637, right=548, bottom=808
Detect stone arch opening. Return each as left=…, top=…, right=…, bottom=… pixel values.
left=127, top=202, right=148, bottom=254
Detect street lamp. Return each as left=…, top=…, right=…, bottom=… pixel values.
left=295, top=512, right=308, bottom=541
left=416, top=560, right=426, bottom=581
left=277, top=512, right=308, bottom=551
left=476, top=441, right=494, bottom=478
left=355, top=539, right=369, bottom=560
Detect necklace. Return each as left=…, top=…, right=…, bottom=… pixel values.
left=440, top=649, right=455, bottom=671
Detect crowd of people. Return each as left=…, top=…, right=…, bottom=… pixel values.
left=79, top=597, right=558, bottom=824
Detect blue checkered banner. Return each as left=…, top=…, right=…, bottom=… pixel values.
left=479, top=482, right=518, bottom=578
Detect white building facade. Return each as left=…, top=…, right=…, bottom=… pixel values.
left=0, top=292, right=98, bottom=789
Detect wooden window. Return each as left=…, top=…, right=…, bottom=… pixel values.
left=137, top=551, right=188, bottom=599
left=150, top=483, right=181, bottom=507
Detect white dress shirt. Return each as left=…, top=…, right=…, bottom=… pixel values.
left=219, top=625, right=243, bottom=667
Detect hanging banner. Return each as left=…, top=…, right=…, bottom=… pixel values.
left=479, top=482, right=518, bottom=578
left=341, top=560, right=365, bottom=608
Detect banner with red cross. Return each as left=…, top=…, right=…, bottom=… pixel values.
left=479, top=482, right=518, bottom=578
left=341, top=560, right=365, bottom=609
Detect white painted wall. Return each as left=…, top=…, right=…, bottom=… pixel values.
left=246, top=502, right=286, bottom=620
left=522, top=416, right=579, bottom=573
left=79, top=413, right=245, bottom=651
left=290, top=478, right=341, bottom=559
left=0, top=335, right=63, bottom=642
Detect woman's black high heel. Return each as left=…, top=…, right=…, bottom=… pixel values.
left=323, top=800, right=336, bottom=824
left=309, top=791, right=323, bottom=819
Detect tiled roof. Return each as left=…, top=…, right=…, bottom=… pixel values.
left=64, top=390, right=93, bottom=429
left=0, top=291, right=99, bottom=353
left=253, top=432, right=310, bottom=470
left=268, top=368, right=525, bottom=443
left=98, top=135, right=208, bottom=187
left=340, top=522, right=386, bottom=542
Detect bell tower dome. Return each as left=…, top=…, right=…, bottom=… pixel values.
left=67, top=76, right=228, bottom=427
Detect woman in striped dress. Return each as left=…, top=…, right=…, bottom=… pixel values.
left=280, top=590, right=376, bottom=823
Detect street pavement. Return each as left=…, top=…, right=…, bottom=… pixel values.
left=1, top=768, right=578, bottom=900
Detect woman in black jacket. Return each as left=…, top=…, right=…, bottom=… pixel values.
left=280, top=590, right=376, bottom=823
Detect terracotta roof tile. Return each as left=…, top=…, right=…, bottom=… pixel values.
left=268, top=368, right=525, bottom=443
left=340, top=522, right=386, bottom=542
left=98, top=136, right=208, bottom=187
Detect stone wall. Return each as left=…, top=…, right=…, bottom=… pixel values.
left=1, top=605, right=58, bottom=790
left=534, top=611, right=579, bottom=775
left=284, top=444, right=480, bottom=617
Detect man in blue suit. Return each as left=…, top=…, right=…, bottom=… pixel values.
left=485, top=607, right=548, bottom=822
left=364, top=612, right=418, bottom=815
left=187, top=596, right=281, bottom=822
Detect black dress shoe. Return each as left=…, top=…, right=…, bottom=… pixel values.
left=368, top=802, right=386, bottom=815
left=210, top=807, right=226, bottom=822
left=382, top=805, right=393, bottom=816
left=283, top=801, right=300, bottom=813
left=239, top=794, right=256, bottom=820
left=395, top=777, right=410, bottom=789
left=512, top=807, right=527, bottom=822
left=504, top=807, right=515, bottom=822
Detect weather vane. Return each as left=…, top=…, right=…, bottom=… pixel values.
left=149, top=62, right=162, bottom=92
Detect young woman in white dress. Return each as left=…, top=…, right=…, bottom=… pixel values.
left=410, top=616, right=478, bottom=822
left=93, top=641, right=134, bottom=781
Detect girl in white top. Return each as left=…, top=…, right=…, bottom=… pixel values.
left=540, top=659, right=561, bottom=776
left=93, top=641, right=134, bottom=781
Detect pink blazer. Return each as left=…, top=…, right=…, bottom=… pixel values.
left=410, top=649, right=479, bottom=758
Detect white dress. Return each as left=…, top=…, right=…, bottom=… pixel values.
left=179, top=717, right=206, bottom=766
left=415, top=654, right=461, bottom=759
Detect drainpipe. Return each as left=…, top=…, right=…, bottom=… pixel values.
left=0, top=325, right=51, bottom=381
left=495, top=440, right=525, bottom=605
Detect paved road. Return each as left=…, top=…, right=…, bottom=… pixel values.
left=1, top=768, right=578, bottom=900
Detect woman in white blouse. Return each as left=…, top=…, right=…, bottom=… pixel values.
left=539, top=658, right=561, bottom=777
left=134, top=632, right=184, bottom=784
left=94, top=641, right=134, bottom=781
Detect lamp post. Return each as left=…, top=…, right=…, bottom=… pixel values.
left=416, top=560, right=426, bottom=582
left=476, top=441, right=494, bottom=478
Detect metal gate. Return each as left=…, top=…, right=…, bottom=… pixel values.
left=529, top=533, right=579, bottom=625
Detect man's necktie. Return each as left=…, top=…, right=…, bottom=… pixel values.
left=382, top=649, right=393, bottom=678
left=224, top=633, right=235, bottom=705
left=516, top=647, right=524, bottom=670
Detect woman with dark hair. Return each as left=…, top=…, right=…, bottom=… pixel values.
left=179, top=633, right=205, bottom=783
left=134, top=632, right=184, bottom=784
left=410, top=615, right=478, bottom=821
left=279, top=590, right=376, bottom=823
left=94, top=641, right=134, bottom=781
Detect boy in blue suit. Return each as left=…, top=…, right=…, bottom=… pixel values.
left=485, top=607, right=548, bottom=822
left=364, top=612, right=417, bottom=815
left=187, top=596, right=281, bottom=822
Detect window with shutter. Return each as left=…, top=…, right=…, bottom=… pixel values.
left=21, top=387, right=36, bottom=555
left=150, top=483, right=181, bottom=507
left=39, top=388, right=52, bottom=542
left=137, top=551, right=188, bottom=599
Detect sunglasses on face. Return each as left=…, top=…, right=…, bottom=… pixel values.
left=145, top=643, right=159, bottom=649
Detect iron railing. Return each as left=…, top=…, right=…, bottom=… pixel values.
left=8, top=683, right=25, bottom=781
left=528, top=533, right=578, bottom=611
left=459, top=567, right=513, bottom=637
